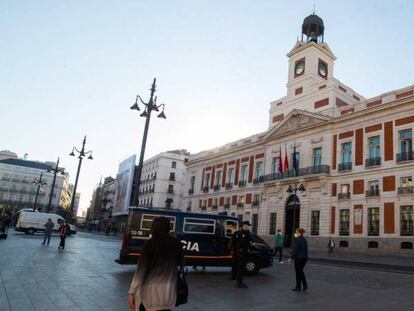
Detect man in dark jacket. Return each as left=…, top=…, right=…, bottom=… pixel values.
left=42, top=218, right=55, bottom=245
left=288, top=228, right=308, bottom=291
left=231, top=221, right=254, bottom=289
left=58, top=221, right=70, bottom=250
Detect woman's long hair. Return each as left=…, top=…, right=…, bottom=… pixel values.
left=138, top=217, right=180, bottom=283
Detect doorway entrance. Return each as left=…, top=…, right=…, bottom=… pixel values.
left=284, top=195, right=300, bottom=247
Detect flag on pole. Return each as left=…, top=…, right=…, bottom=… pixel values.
left=284, top=144, right=289, bottom=172
left=293, top=144, right=298, bottom=172
left=278, top=146, right=283, bottom=174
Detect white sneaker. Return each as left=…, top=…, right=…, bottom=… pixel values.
left=279, top=261, right=284, bottom=264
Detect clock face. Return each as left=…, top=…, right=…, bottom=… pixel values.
left=318, top=62, right=328, bottom=77
left=294, top=61, right=305, bottom=76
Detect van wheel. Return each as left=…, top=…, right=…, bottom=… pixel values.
left=245, top=259, right=259, bottom=276
left=27, top=228, right=36, bottom=235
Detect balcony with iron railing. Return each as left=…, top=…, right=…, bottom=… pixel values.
left=238, top=180, right=247, bottom=188
left=366, top=188, right=380, bottom=197
left=169, top=176, right=176, bottom=182
left=12, top=178, right=20, bottom=182
left=200, top=205, right=207, bottom=210
left=213, top=185, right=221, bottom=192
left=338, top=162, right=352, bottom=172
left=255, top=165, right=330, bottom=184
left=223, top=203, right=230, bottom=209
left=398, top=186, right=414, bottom=194
left=365, top=157, right=381, bottom=168
left=188, top=189, right=194, bottom=195
left=202, top=186, right=209, bottom=193
left=237, top=202, right=244, bottom=208
left=338, top=192, right=351, bottom=200
left=397, top=151, right=414, bottom=163
left=225, top=183, right=233, bottom=190
left=212, top=205, right=218, bottom=210
left=253, top=176, right=265, bottom=185
left=252, top=201, right=260, bottom=207
left=167, top=189, right=175, bottom=194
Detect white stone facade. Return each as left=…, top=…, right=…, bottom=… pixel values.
left=183, top=16, right=414, bottom=254
left=138, top=150, right=189, bottom=210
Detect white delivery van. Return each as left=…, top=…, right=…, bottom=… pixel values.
left=15, top=212, right=77, bottom=235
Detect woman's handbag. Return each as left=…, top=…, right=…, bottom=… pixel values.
left=175, top=266, right=188, bottom=306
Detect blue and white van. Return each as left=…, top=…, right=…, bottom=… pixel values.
left=116, top=208, right=274, bottom=275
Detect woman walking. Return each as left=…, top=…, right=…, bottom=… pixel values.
left=128, top=217, right=183, bottom=311
left=288, top=228, right=308, bottom=292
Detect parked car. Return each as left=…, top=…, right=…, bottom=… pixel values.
left=116, top=208, right=274, bottom=275
left=15, top=212, right=77, bottom=235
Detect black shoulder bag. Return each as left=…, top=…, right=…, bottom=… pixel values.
left=176, top=251, right=188, bottom=306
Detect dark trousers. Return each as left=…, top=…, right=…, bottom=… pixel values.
left=294, top=258, right=308, bottom=288
left=139, top=304, right=170, bottom=311
left=232, top=254, right=246, bottom=284
left=274, top=246, right=283, bottom=262
left=59, top=236, right=66, bottom=249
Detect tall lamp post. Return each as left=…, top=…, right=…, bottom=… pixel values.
left=69, top=136, right=93, bottom=222
left=46, top=157, right=66, bottom=213
left=32, top=173, right=47, bottom=211
left=286, top=183, right=306, bottom=246
left=130, top=78, right=167, bottom=207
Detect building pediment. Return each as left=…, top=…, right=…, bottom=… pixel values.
left=264, top=109, right=332, bottom=140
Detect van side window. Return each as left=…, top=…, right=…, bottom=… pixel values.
left=225, top=220, right=238, bottom=238
left=140, top=214, right=176, bottom=232
left=183, top=218, right=215, bottom=234
left=57, top=218, right=64, bottom=225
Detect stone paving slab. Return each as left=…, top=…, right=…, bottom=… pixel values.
left=1, top=230, right=414, bottom=311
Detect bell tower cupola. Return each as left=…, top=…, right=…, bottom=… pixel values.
left=301, top=13, right=325, bottom=44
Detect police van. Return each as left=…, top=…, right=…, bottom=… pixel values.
left=116, top=208, right=274, bottom=275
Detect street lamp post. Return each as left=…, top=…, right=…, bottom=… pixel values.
left=130, top=78, right=167, bottom=207
left=32, top=173, right=47, bottom=211
left=46, top=157, right=66, bottom=213
left=286, top=183, right=306, bottom=246
left=69, top=136, right=93, bottom=222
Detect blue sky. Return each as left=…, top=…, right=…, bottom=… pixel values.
left=1, top=0, right=413, bottom=213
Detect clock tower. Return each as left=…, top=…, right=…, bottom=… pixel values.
left=286, top=13, right=336, bottom=98
left=269, top=13, right=364, bottom=128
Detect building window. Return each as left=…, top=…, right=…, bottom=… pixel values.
left=269, top=213, right=277, bottom=235
left=368, top=136, right=381, bottom=159
left=205, top=173, right=210, bottom=187
left=399, top=129, right=413, bottom=157
left=253, top=194, right=260, bottom=204
left=172, top=161, right=177, bottom=168
left=338, top=184, right=350, bottom=199
left=339, top=209, right=350, bottom=236
left=213, top=198, right=218, bottom=208
left=367, top=180, right=380, bottom=196
left=239, top=195, right=245, bottom=204
left=190, top=176, right=195, bottom=189
left=272, top=157, right=280, bottom=174
left=237, top=215, right=243, bottom=222
left=169, top=172, right=175, bottom=181
left=400, top=205, right=414, bottom=236
left=168, top=184, right=174, bottom=194
left=400, top=176, right=413, bottom=188
left=255, top=162, right=263, bottom=178
left=341, top=142, right=352, bottom=165
left=368, top=207, right=380, bottom=236
left=227, top=167, right=234, bottom=183
left=311, top=211, right=320, bottom=235
left=291, top=151, right=300, bottom=170
left=240, top=165, right=248, bottom=182
left=225, top=197, right=230, bottom=206
left=313, top=147, right=322, bottom=168
left=252, top=214, right=259, bottom=234
left=215, top=171, right=222, bottom=186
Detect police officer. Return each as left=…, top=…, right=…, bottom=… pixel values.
left=231, top=221, right=253, bottom=288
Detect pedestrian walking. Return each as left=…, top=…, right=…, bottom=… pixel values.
left=274, top=229, right=284, bottom=263
left=327, top=237, right=335, bottom=255
left=288, top=228, right=308, bottom=292
left=42, top=218, right=55, bottom=245
left=58, top=221, right=70, bottom=250
left=128, top=216, right=184, bottom=311
left=231, top=221, right=254, bottom=289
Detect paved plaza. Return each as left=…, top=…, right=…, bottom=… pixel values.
left=1, top=231, right=414, bottom=311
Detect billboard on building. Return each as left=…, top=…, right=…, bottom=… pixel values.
left=113, top=155, right=136, bottom=216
